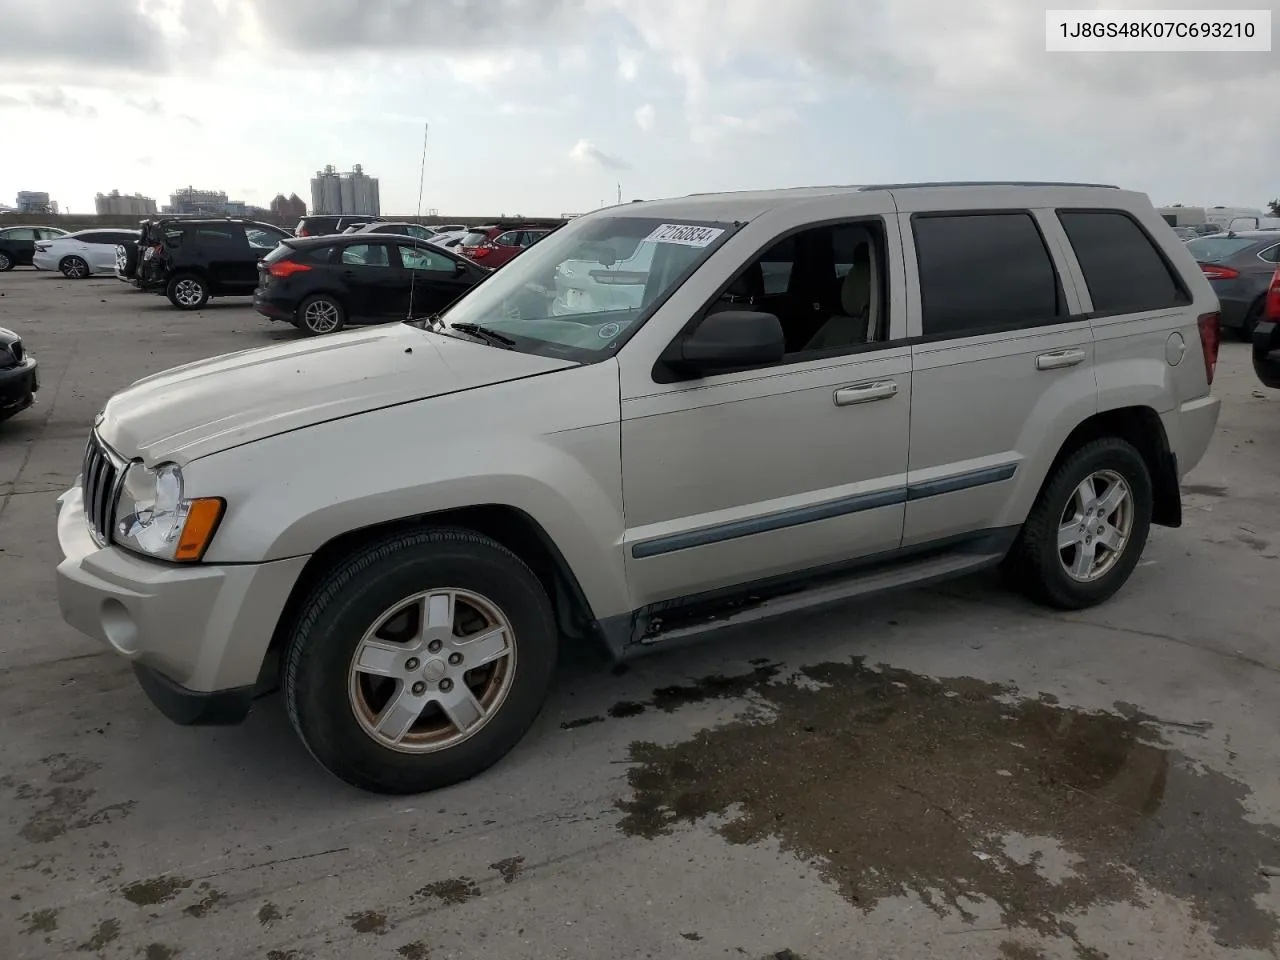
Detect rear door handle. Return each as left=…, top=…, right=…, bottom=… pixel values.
left=1035, top=348, right=1086, bottom=371
left=834, top=380, right=898, bottom=406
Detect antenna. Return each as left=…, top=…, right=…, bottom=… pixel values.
left=407, top=121, right=429, bottom=320
left=617, top=183, right=621, bottom=205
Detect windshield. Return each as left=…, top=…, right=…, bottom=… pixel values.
left=429, top=215, right=735, bottom=361
left=1185, top=236, right=1259, bottom=262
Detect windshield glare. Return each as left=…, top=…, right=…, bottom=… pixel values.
left=432, top=215, right=733, bottom=361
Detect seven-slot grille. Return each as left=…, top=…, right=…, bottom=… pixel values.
left=82, top=433, right=124, bottom=547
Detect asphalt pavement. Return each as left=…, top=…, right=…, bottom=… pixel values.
left=1, top=268, right=1279, bottom=960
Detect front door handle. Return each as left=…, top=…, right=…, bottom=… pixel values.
left=1036, top=348, right=1086, bottom=371
left=834, top=380, right=898, bottom=406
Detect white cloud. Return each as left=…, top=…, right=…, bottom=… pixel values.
left=569, top=139, right=630, bottom=170
left=634, top=103, right=655, bottom=132
left=617, top=47, right=642, bottom=81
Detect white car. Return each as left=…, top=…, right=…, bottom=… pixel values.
left=34, top=229, right=141, bottom=279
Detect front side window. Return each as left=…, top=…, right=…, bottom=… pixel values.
left=342, top=243, right=390, bottom=267
left=1, top=228, right=37, bottom=240
left=431, top=215, right=735, bottom=361
left=914, top=212, right=1064, bottom=338
left=1058, top=209, right=1188, bottom=315
left=399, top=246, right=454, bottom=272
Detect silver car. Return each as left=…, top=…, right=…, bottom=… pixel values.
left=55, top=182, right=1221, bottom=794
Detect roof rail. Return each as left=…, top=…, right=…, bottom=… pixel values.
left=858, top=180, right=1120, bottom=191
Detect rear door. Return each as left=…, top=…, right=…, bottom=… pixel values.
left=192, top=224, right=255, bottom=292
left=337, top=242, right=405, bottom=320
left=896, top=198, right=1097, bottom=547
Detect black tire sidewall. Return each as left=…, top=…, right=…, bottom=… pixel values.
left=0, top=252, right=13, bottom=271
left=297, top=295, right=344, bottom=336
left=166, top=273, right=208, bottom=310
left=286, top=533, right=558, bottom=794
left=1019, top=439, right=1153, bottom=609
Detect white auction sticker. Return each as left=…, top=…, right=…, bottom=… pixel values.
left=1047, top=9, right=1271, bottom=52
left=644, top=223, right=725, bottom=247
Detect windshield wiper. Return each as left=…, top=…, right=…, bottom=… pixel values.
left=450, top=322, right=516, bottom=347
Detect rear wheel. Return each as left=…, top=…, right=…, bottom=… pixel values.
left=297, top=294, right=345, bottom=336
left=0, top=251, right=12, bottom=272
left=1002, top=438, right=1152, bottom=610
left=60, top=256, right=89, bottom=279
left=166, top=273, right=209, bottom=310
left=1239, top=299, right=1264, bottom=341
left=284, top=528, right=558, bottom=794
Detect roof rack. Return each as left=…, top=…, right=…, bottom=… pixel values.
left=858, top=180, right=1120, bottom=191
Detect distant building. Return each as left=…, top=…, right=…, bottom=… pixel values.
left=167, top=186, right=229, bottom=216
left=16, top=191, right=57, bottom=214
left=270, top=193, right=307, bottom=221
left=310, top=164, right=380, bottom=216
left=95, top=190, right=157, bottom=216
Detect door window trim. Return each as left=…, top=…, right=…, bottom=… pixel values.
left=650, top=214, right=903, bottom=385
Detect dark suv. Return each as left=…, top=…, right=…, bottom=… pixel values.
left=295, top=215, right=386, bottom=238
left=137, top=219, right=291, bottom=310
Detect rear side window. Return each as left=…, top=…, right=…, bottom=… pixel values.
left=1057, top=210, right=1188, bottom=314
left=1258, top=243, right=1280, bottom=264
left=913, top=212, right=1064, bottom=338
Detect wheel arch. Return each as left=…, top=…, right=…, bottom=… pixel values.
left=267, top=504, right=602, bottom=658
left=1043, top=405, right=1181, bottom=528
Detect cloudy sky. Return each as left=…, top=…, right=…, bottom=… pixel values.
left=0, top=0, right=1276, bottom=217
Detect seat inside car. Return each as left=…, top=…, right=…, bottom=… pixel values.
left=802, top=234, right=879, bottom=351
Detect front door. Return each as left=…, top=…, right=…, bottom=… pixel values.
left=895, top=197, right=1097, bottom=547
left=618, top=202, right=913, bottom=608
left=396, top=244, right=474, bottom=317
left=338, top=242, right=404, bottom=320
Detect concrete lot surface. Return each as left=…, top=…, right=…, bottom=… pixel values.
left=1, top=268, right=1279, bottom=960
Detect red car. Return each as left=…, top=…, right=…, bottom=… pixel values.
left=458, top=220, right=563, bottom=268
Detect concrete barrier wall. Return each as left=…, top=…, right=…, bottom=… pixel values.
left=0, top=213, right=503, bottom=231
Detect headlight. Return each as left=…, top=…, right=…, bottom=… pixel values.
left=113, top=462, right=224, bottom=562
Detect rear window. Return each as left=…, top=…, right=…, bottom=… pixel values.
left=913, top=212, right=1064, bottom=338
left=1058, top=210, right=1189, bottom=315
left=462, top=231, right=492, bottom=247
left=1183, top=236, right=1261, bottom=262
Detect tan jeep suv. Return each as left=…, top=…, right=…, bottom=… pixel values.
left=55, top=182, right=1222, bottom=794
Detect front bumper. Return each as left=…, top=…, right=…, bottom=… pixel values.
left=0, top=357, right=38, bottom=419
left=1254, top=320, right=1280, bottom=389
left=54, top=485, right=309, bottom=725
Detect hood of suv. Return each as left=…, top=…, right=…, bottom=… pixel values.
left=97, top=323, right=575, bottom=464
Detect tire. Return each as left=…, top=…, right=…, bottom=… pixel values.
left=1002, top=437, right=1153, bottom=610
left=0, top=251, right=13, bottom=272
left=166, top=273, right=209, bottom=310
left=284, top=527, right=558, bottom=794
left=1238, top=299, right=1264, bottom=341
left=296, top=294, right=345, bottom=336
left=60, top=256, right=89, bottom=279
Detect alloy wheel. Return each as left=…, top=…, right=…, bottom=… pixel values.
left=1057, top=469, right=1134, bottom=582
left=303, top=299, right=341, bottom=334
left=175, top=278, right=204, bottom=307
left=63, top=258, right=87, bottom=279
left=347, top=588, right=517, bottom=754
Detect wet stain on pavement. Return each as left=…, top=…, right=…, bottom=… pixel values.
left=122, top=876, right=193, bottom=906
left=1236, top=532, right=1271, bottom=552
left=1000, top=942, right=1048, bottom=960
left=77, top=917, right=120, bottom=952
left=606, top=663, right=784, bottom=722
left=617, top=659, right=1280, bottom=954
left=265, top=951, right=308, bottom=960
left=1181, top=483, right=1228, bottom=497
left=43, top=753, right=101, bottom=784
left=397, top=943, right=429, bottom=959
left=144, top=944, right=178, bottom=960
left=608, top=700, right=646, bottom=719
left=21, top=907, right=58, bottom=933
left=411, top=877, right=481, bottom=905
left=489, top=856, right=525, bottom=884
left=680, top=931, right=703, bottom=941
left=347, top=910, right=389, bottom=934
left=183, top=884, right=227, bottom=918
left=257, top=902, right=282, bottom=925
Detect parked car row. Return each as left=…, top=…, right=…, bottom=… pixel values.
left=0, top=225, right=70, bottom=271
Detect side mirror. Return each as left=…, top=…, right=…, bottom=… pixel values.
left=671, top=311, right=786, bottom=373
left=453, top=261, right=468, bottom=276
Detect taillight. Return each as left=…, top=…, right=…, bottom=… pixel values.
left=1264, top=266, right=1280, bottom=322
left=1199, top=263, right=1239, bottom=281
left=470, top=246, right=490, bottom=258
left=1197, top=312, right=1220, bottom=386
left=298, top=229, right=310, bottom=237
left=268, top=260, right=311, bottom=278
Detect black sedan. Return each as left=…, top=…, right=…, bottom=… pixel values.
left=254, top=235, right=491, bottom=336
left=0, top=225, right=69, bottom=271
left=1185, top=231, right=1280, bottom=340
left=0, top=327, right=38, bottom=422
left=1253, top=266, right=1280, bottom=389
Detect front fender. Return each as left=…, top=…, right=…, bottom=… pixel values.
left=186, top=361, right=632, bottom=621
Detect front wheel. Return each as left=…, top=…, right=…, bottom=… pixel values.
left=284, top=528, right=558, bottom=794
left=60, top=256, right=89, bottom=279
left=297, top=294, right=345, bottom=336
left=166, top=273, right=209, bottom=310
left=1002, top=437, right=1153, bottom=610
